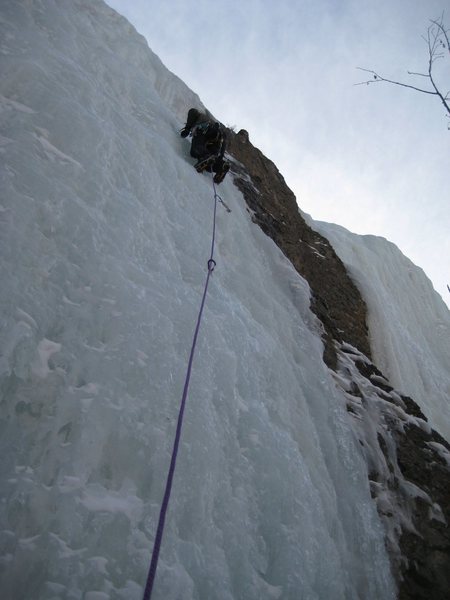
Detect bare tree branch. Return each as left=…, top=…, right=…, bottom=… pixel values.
left=431, top=15, right=450, bottom=55
left=356, top=14, right=450, bottom=126
left=426, top=18, right=450, bottom=115
left=355, top=67, right=439, bottom=96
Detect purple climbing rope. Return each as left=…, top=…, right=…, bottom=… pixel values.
left=142, top=178, right=220, bottom=600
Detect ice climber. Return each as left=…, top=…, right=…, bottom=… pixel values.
left=180, top=108, right=230, bottom=184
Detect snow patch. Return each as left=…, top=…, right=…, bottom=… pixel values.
left=0, top=93, right=35, bottom=113
left=34, top=133, right=83, bottom=168
left=31, top=338, right=62, bottom=378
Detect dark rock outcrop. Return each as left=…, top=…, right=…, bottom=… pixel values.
left=226, top=128, right=370, bottom=369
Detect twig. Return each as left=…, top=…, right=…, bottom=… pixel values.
left=355, top=14, right=450, bottom=121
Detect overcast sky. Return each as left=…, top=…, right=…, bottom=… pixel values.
left=107, top=0, right=449, bottom=308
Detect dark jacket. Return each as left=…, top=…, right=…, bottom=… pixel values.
left=181, top=108, right=226, bottom=160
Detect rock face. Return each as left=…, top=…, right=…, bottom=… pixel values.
left=226, top=129, right=371, bottom=369
left=225, top=129, right=450, bottom=599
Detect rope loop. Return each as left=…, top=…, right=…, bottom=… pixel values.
left=207, top=258, right=217, bottom=272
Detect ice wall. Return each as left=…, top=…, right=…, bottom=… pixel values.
left=313, top=221, right=450, bottom=442
left=0, top=1, right=395, bottom=599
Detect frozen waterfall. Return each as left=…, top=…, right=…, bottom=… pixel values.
left=0, top=1, right=398, bottom=599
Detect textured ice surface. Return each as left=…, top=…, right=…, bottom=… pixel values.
left=313, top=221, right=450, bottom=442
left=0, top=1, right=397, bottom=599
left=332, top=343, right=440, bottom=572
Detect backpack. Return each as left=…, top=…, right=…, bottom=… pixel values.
left=202, top=122, right=222, bottom=148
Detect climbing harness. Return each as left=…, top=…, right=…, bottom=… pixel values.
left=142, top=177, right=222, bottom=600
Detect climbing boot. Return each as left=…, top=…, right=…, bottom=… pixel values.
left=213, top=161, right=230, bottom=184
